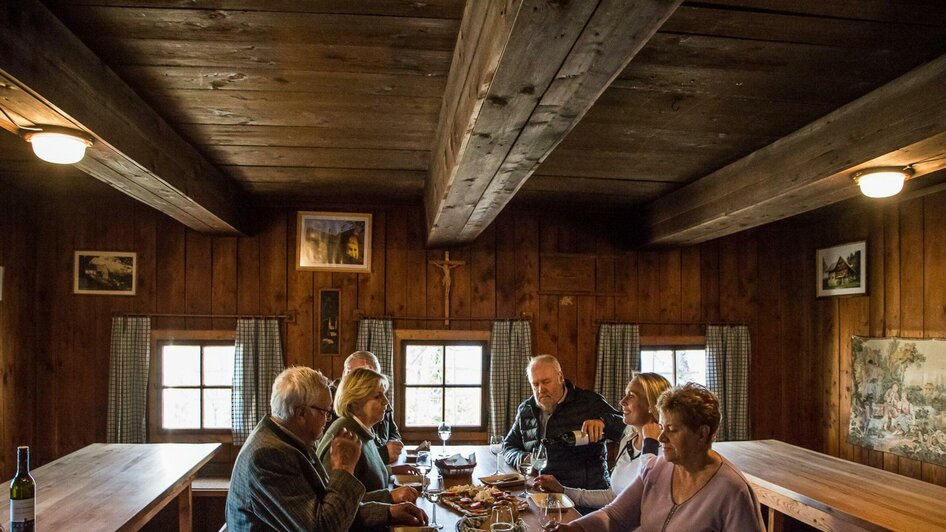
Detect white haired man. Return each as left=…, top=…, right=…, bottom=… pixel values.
left=503, top=355, right=625, bottom=490
left=226, top=366, right=427, bottom=531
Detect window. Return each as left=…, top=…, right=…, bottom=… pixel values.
left=641, top=347, right=707, bottom=386
left=395, top=330, right=490, bottom=437
left=149, top=330, right=235, bottom=442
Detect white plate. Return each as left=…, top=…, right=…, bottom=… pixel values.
left=529, top=492, right=575, bottom=509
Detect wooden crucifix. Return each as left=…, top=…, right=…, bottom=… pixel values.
left=429, top=250, right=466, bottom=326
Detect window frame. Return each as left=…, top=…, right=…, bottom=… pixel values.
left=148, top=329, right=236, bottom=443
left=394, top=329, right=491, bottom=442
left=640, top=335, right=707, bottom=387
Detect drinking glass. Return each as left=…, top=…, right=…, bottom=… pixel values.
left=437, top=422, right=452, bottom=456
left=516, top=459, right=532, bottom=499
left=489, top=435, right=504, bottom=475
left=532, top=443, right=548, bottom=476
left=425, top=473, right=445, bottom=529
left=416, top=450, right=431, bottom=478
left=541, top=493, right=563, bottom=530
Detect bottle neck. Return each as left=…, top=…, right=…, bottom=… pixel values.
left=16, top=447, right=30, bottom=474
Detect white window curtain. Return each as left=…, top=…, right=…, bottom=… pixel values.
left=706, top=325, right=751, bottom=441
left=356, top=318, right=395, bottom=403
left=232, top=318, right=284, bottom=445
left=594, top=324, right=641, bottom=408
left=488, top=320, right=532, bottom=436
left=106, top=316, right=152, bottom=443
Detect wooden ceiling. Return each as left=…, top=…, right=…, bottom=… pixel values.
left=2, top=0, right=946, bottom=245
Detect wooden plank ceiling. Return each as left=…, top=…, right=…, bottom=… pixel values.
left=1, top=0, right=946, bottom=245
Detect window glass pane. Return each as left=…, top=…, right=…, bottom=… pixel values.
left=162, top=345, right=201, bottom=386
left=445, top=346, right=483, bottom=385
left=641, top=350, right=675, bottom=384
left=162, top=388, right=201, bottom=429
left=203, top=345, right=235, bottom=386
left=676, top=349, right=707, bottom=386
left=405, top=345, right=443, bottom=385
left=203, top=388, right=232, bottom=429
left=404, top=386, right=443, bottom=426
left=445, top=387, right=482, bottom=426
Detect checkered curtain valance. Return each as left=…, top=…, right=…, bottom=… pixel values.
left=489, top=320, right=532, bottom=437
left=356, top=318, right=395, bottom=403
left=232, top=319, right=284, bottom=445
left=706, top=325, right=751, bottom=441
left=106, top=316, right=152, bottom=443
left=594, top=324, right=641, bottom=408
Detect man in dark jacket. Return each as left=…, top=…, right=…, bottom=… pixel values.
left=502, top=354, right=624, bottom=490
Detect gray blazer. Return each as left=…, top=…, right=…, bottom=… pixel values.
left=226, top=416, right=391, bottom=531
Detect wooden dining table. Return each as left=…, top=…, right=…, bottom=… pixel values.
left=400, top=444, right=584, bottom=530
left=0, top=443, right=220, bottom=532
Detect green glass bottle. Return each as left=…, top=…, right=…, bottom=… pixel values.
left=9, top=446, right=35, bottom=532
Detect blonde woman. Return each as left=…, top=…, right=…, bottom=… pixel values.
left=533, top=373, right=671, bottom=508
left=317, top=368, right=418, bottom=503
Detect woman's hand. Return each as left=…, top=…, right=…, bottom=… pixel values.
left=390, top=464, right=419, bottom=475
left=391, top=485, right=420, bottom=503
left=641, top=420, right=661, bottom=440
left=532, top=474, right=564, bottom=493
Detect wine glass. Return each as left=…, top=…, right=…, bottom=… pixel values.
left=541, top=493, right=563, bottom=530
left=425, top=473, right=445, bottom=529
left=416, top=450, right=431, bottom=479
left=489, top=435, right=504, bottom=475
left=532, top=443, right=548, bottom=476
left=516, top=459, right=532, bottom=499
left=437, top=422, right=452, bottom=456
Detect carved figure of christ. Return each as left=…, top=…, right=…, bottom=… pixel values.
left=429, top=250, right=466, bottom=326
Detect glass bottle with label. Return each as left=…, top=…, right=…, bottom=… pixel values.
left=9, top=446, right=35, bottom=532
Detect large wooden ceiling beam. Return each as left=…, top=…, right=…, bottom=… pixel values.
left=0, top=1, right=247, bottom=234
left=425, top=0, right=682, bottom=246
left=640, top=53, right=946, bottom=247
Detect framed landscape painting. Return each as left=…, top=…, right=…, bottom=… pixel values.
left=816, top=241, right=866, bottom=297
left=74, top=251, right=136, bottom=295
left=296, top=211, right=372, bottom=273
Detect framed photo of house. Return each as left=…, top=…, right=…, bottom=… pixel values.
left=816, top=241, right=866, bottom=297
left=319, top=288, right=340, bottom=355
left=74, top=251, right=137, bottom=295
left=296, top=211, right=372, bottom=273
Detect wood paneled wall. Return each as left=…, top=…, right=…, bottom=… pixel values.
left=2, top=178, right=946, bottom=489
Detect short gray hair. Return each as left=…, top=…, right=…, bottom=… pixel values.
left=270, top=366, right=330, bottom=422
left=527, top=354, right=562, bottom=375
left=344, top=351, right=381, bottom=373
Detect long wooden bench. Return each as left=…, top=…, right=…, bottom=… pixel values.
left=716, top=440, right=946, bottom=532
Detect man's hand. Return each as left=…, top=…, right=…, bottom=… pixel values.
left=391, top=485, right=419, bottom=503
left=329, top=428, right=362, bottom=474
left=581, top=419, right=606, bottom=442
left=390, top=464, right=419, bottom=475
left=385, top=440, right=405, bottom=463
left=389, top=502, right=428, bottom=526
left=531, top=474, right=564, bottom=493
left=640, top=420, right=661, bottom=440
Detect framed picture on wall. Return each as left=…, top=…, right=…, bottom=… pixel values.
left=74, top=251, right=137, bottom=296
left=319, top=288, right=340, bottom=355
left=816, top=241, right=866, bottom=297
left=296, top=211, right=372, bottom=273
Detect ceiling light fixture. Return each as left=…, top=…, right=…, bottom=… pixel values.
left=0, top=106, right=93, bottom=165
left=851, top=166, right=915, bottom=199
left=22, top=126, right=94, bottom=164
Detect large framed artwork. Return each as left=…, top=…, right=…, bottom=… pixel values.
left=296, top=211, right=372, bottom=273
left=816, top=240, right=866, bottom=297
left=74, top=251, right=137, bottom=295
left=319, top=288, right=340, bottom=355
left=849, top=336, right=946, bottom=466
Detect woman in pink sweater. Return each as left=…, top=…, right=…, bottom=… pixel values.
left=554, top=383, right=764, bottom=532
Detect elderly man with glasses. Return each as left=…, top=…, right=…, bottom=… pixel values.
left=226, top=366, right=427, bottom=531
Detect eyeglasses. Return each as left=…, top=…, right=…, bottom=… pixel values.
left=307, top=404, right=333, bottom=416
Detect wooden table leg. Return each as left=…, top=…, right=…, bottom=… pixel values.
left=767, top=506, right=785, bottom=532
left=178, top=484, right=193, bottom=532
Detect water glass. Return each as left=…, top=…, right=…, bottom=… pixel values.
left=516, top=459, right=532, bottom=498
left=490, top=502, right=514, bottom=526
left=489, top=435, right=504, bottom=475
left=425, top=473, right=445, bottom=530
left=437, top=422, right=452, bottom=456
left=542, top=493, right=563, bottom=530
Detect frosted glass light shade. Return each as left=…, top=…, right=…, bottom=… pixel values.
left=852, top=167, right=914, bottom=199
left=24, top=129, right=93, bottom=164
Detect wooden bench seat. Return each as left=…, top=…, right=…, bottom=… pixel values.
left=192, top=477, right=230, bottom=498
